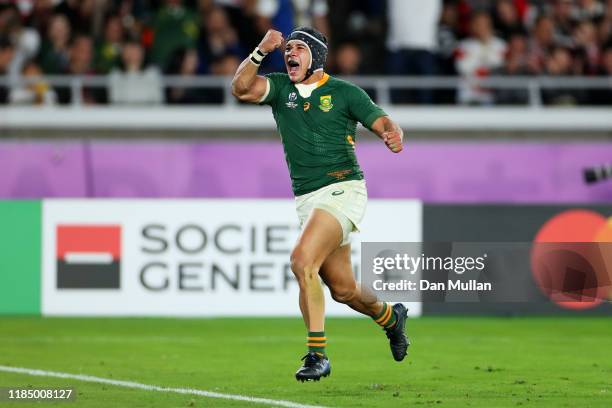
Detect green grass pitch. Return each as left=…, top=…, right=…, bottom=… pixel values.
left=0, top=317, right=611, bottom=407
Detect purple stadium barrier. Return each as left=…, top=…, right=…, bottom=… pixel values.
left=0, top=141, right=610, bottom=202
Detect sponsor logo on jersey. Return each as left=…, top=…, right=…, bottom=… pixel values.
left=319, top=95, right=333, bottom=112
left=286, top=92, right=298, bottom=109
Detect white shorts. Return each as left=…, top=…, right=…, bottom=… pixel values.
left=295, top=179, right=368, bottom=246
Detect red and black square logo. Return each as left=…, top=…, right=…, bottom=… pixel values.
left=56, top=225, right=121, bottom=289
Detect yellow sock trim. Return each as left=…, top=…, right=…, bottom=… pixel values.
left=375, top=305, right=392, bottom=324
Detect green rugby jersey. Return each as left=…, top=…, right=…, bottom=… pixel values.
left=261, top=73, right=387, bottom=196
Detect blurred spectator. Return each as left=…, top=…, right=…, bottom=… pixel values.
left=25, top=0, right=56, bottom=35
left=438, top=1, right=460, bottom=66
left=210, top=52, right=240, bottom=75
left=38, top=13, right=71, bottom=74
left=114, top=0, right=151, bottom=21
left=254, top=0, right=293, bottom=36
left=165, top=47, right=205, bottom=103
left=599, top=0, right=612, bottom=43
left=95, top=14, right=125, bottom=74
left=9, top=60, right=57, bottom=105
left=528, top=15, right=556, bottom=74
left=573, top=0, right=605, bottom=23
left=545, top=46, right=574, bottom=75
left=437, top=1, right=460, bottom=103
left=550, top=0, right=576, bottom=47
left=455, top=11, right=507, bottom=105
left=493, top=0, right=527, bottom=40
left=493, top=33, right=531, bottom=105
left=253, top=0, right=329, bottom=37
left=54, top=0, right=108, bottom=37
left=115, top=0, right=148, bottom=41
left=151, top=0, right=199, bottom=70
left=198, top=6, right=243, bottom=73
left=590, top=44, right=612, bottom=104
left=387, top=0, right=442, bottom=104
left=0, top=36, right=15, bottom=104
left=0, top=4, right=40, bottom=81
left=573, top=20, right=601, bottom=74
left=502, top=33, right=532, bottom=75
left=455, top=0, right=496, bottom=37
left=200, top=52, right=242, bottom=103
left=56, top=34, right=103, bottom=104
left=331, top=42, right=363, bottom=76
left=329, top=41, right=377, bottom=98
left=327, top=0, right=386, bottom=74
left=254, top=0, right=294, bottom=72
left=211, top=0, right=259, bottom=52
left=293, top=0, right=329, bottom=38
left=109, top=39, right=163, bottom=104
left=542, top=46, right=584, bottom=105
left=67, top=35, right=96, bottom=75
left=0, top=0, right=611, bottom=107
left=12, top=0, right=36, bottom=19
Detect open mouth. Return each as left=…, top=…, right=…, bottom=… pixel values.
left=287, top=59, right=300, bottom=75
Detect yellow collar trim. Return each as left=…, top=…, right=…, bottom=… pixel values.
left=295, top=73, right=330, bottom=98
left=316, top=73, right=330, bottom=88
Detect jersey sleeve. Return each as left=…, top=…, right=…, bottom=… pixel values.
left=259, top=73, right=287, bottom=106
left=345, top=83, right=387, bottom=130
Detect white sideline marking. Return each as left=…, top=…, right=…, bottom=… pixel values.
left=0, top=365, right=326, bottom=408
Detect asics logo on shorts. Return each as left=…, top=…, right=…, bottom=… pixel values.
left=331, top=190, right=345, bottom=196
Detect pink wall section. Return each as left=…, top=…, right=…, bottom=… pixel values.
left=1, top=141, right=610, bottom=202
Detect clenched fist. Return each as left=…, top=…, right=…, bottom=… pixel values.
left=382, top=130, right=404, bottom=153
left=258, top=29, right=284, bottom=54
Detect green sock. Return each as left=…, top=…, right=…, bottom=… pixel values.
left=373, top=303, right=397, bottom=329
left=307, top=331, right=326, bottom=356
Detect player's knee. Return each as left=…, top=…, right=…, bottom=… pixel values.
left=330, top=286, right=357, bottom=304
left=290, top=248, right=318, bottom=282
left=290, top=248, right=308, bottom=276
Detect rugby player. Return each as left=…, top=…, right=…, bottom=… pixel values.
left=231, top=27, right=409, bottom=382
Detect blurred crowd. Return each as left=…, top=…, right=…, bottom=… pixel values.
left=0, top=0, right=611, bottom=106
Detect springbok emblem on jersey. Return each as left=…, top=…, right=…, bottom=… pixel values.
left=319, top=95, right=333, bottom=112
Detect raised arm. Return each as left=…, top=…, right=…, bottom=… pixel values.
left=231, top=29, right=284, bottom=103
left=371, top=116, right=404, bottom=153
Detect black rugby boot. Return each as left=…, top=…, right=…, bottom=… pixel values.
left=385, top=303, right=410, bottom=361
left=295, top=352, right=331, bottom=382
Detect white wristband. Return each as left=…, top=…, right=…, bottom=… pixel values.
left=250, top=47, right=268, bottom=65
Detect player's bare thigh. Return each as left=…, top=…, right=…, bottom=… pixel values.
left=290, top=208, right=343, bottom=275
